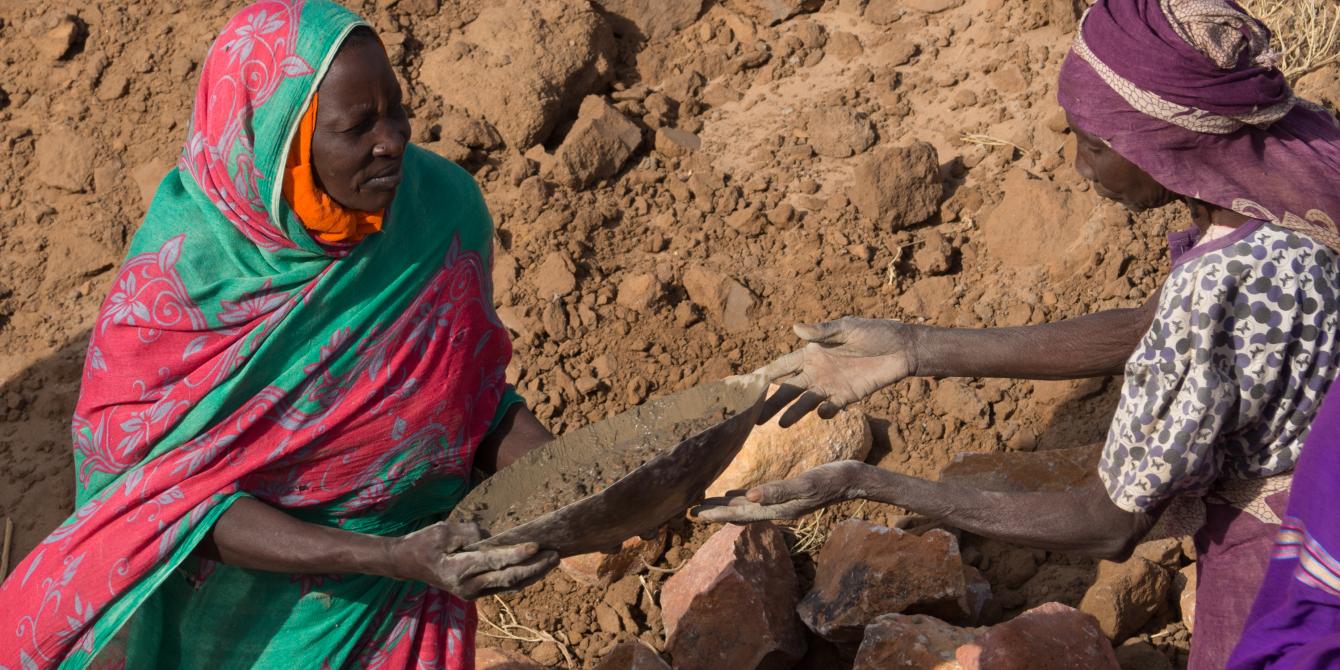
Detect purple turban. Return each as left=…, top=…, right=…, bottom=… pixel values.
left=1058, top=0, right=1340, bottom=250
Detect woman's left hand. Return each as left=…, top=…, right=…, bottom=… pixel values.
left=693, top=460, right=867, bottom=523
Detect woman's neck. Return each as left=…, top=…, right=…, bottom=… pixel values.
left=1186, top=197, right=1249, bottom=233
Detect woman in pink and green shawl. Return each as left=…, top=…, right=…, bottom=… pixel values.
left=0, top=1, right=559, bottom=667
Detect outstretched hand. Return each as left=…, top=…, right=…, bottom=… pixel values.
left=693, top=461, right=867, bottom=524
left=756, top=317, right=918, bottom=427
left=389, top=522, right=558, bottom=600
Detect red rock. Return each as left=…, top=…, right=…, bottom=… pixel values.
left=654, top=127, right=701, bottom=158
left=854, top=613, right=979, bottom=669
left=848, top=143, right=942, bottom=230
left=800, top=520, right=969, bottom=642
left=1079, top=558, right=1172, bottom=641
left=662, top=523, right=806, bottom=670
left=957, top=602, right=1119, bottom=670
left=559, top=528, right=667, bottom=587
left=616, top=272, right=665, bottom=312
left=476, top=647, right=545, bottom=669
left=804, top=107, right=876, bottom=158
left=592, top=641, right=671, bottom=670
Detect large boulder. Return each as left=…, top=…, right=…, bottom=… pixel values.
left=419, top=0, right=614, bottom=149
left=848, top=143, right=942, bottom=230
left=800, top=520, right=970, bottom=642
left=662, top=523, right=806, bottom=670
left=706, top=393, right=871, bottom=497
left=548, top=95, right=643, bottom=188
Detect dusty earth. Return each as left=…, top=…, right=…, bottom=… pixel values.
left=5, top=0, right=1339, bottom=667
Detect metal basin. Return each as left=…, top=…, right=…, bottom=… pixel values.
left=449, top=374, right=767, bottom=556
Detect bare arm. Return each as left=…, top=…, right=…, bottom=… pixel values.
left=913, top=295, right=1159, bottom=380
left=696, top=461, right=1156, bottom=561
left=473, top=403, right=554, bottom=474
left=757, top=293, right=1159, bottom=425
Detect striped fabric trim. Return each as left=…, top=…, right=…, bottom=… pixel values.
left=1273, top=517, right=1340, bottom=598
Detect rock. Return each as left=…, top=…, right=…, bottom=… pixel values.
left=654, top=127, right=701, bottom=158
left=95, top=73, right=129, bottom=102
left=529, top=641, right=563, bottom=666
left=1115, top=640, right=1173, bottom=670
left=616, top=272, right=665, bottom=312
left=595, top=0, right=704, bottom=41
left=801, top=521, right=970, bottom=642
left=862, top=0, right=901, bottom=26
left=493, top=253, right=520, bottom=297
left=550, top=95, right=643, bottom=188
left=419, top=0, right=614, bottom=149
left=804, top=108, right=876, bottom=158
left=961, top=565, right=992, bottom=625
left=682, top=265, right=757, bottom=332
left=533, top=252, right=577, bottom=297
left=729, top=0, right=822, bottom=25
left=662, top=523, right=806, bottom=670
left=914, top=234, right=954, bottom=275
left=706, top=393, right=871, bottom=497
left=592, top=641, right=671, bottom=670
left=939, top=445, right=1101, bottom=493
left=1079, top=558, right=1173, bottom=641
left=477, top=647, right=545, bottom=669
left=438, top=109, right=503, bottom=150
left=38, top=15, right=81, bottom=61
left=957, top=602, right=1119, bottom=670
left=853, top=613, right=980, bottom=669
left=906, top=0, right=964, bottom=12
left=560, top=528, right=668, bottom=587
left=1133, top=538, right=1183, bottom=568
left=1177, top=564, right=1196, bottom=634
left=35, top=127, right=95, bottom=192
left=895, top=275, right=955, bottom=318
left=849, top=143, right=942, bottom=230
left=825, top=31, right=863, bottom=61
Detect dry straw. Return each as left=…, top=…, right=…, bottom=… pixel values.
left=1242, top=0, right=1340, bottom=80
left=480, top=595, right=577, bottom=668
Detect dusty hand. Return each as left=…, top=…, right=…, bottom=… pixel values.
left=693, top=461, right=868, bottom=523
left=756, top=317, right=918, bottom=426
left=388, top=522, right=558, bottom=600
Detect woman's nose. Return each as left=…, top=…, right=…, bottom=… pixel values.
left=371, top=122, right=407, bottom=158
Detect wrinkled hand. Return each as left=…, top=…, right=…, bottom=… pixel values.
left=389, top=522, right=558, bottom=600
left=756, top=317, right=918, bottom=426
left=693, top=461, right=868, bottom=524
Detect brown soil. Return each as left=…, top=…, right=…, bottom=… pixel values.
left=0, top=0, right=1278, bottom=667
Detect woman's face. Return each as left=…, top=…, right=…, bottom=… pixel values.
left=312, top=32, right=411, bottom=213
left=1069, top=114, right=1175, bottom=212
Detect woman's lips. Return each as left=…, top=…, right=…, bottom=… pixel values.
left=364, top=169, right=402, bottom=191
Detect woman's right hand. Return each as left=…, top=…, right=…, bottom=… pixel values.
left=757, top=317, right=919, bottom=426
left=387, top=522, right=558, bottom=600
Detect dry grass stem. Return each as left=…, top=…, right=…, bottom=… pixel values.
left=960, top=133, right=1031, bottom=154
left=1242, top=0, right=1340, bottom=79
left=480, top=595, right=576, bottom=668
left=788, top=508, right=832, bottom=556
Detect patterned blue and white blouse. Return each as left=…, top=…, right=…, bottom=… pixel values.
left=1101, top=221, right=1340, bottom=513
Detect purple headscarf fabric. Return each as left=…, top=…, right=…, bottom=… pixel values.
left=1057, top=0, right=1340, bottom=251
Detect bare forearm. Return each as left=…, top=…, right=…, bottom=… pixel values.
left=852, top=466, right=1152, bottom=560
left=911, top=298, right=1156, bottom=380
left=200, top=497, right=397, bottom=577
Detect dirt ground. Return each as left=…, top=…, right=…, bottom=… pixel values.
left=6, top=0, right=1333, bottom=667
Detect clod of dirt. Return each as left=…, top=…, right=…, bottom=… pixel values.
left=848, top=142, right=942, bottom=230
left=728, top=0, right=822, bottom=26
left=653, top=127, right=701, bottom=158
left=418, top=0, right=615, bottom=149
left=804, top=107, right=876, bottom=158
left=532, top=251, right=578, bottom=298
left=615, top=272, right=665, bottom=312
left=37, top=15, right=84, bottom=61
left=548, top=95, right=643, bottom=188
left=35, top=127, right=95, bottom=192
left=681, top=265, right=758, bottom=332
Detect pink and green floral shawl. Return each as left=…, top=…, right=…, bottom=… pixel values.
left=0, top=1, right=517, bottom=667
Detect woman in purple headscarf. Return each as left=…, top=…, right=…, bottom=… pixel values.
left=697, top=1, right=1340, bottom=667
